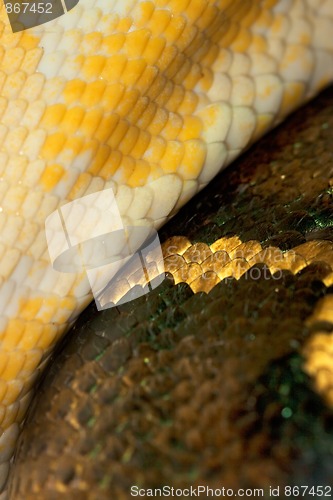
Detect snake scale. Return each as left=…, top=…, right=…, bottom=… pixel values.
left=0, top=0, right=332, bottom=496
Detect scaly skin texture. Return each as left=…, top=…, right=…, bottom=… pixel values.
left=0, top=0, right=332, bottom=491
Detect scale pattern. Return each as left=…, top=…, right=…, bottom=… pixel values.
left=9, top=85, right=333, bottom=498
left=0, top=0, right=332, bottom=491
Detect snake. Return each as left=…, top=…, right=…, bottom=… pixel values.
left=0, top=0, right=332, bottom=495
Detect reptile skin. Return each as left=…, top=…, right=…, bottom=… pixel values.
left=0, top=0, right=333, bottom=494
left=10, top=84, right=333, bottom=499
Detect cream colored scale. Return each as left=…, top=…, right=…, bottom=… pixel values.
left=0, top=0, right=332, bottom=492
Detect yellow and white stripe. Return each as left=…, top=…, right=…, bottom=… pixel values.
left=0, top=0, right=332, bottom=490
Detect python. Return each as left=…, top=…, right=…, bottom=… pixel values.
left=0, top=0, right=332, bottom=495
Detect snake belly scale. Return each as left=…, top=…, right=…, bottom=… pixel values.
left=0, top=0, right=332, bottom=493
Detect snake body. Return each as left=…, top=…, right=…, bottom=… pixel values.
left=0, top=0, right=332, bottom=492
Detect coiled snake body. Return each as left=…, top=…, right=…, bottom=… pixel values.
left=0, top=0, right=332, bottom=494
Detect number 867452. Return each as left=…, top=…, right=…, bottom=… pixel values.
left=5, top=2, right=52, bottom=14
